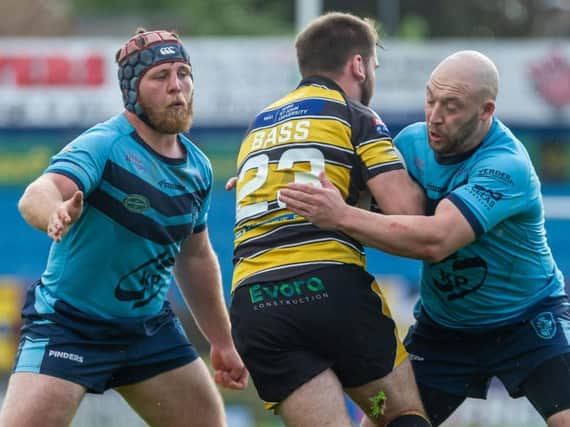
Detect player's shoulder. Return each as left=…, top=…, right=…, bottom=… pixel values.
left=178, top=134, right=213, bottom=184
left=394, top=122, right=427, bottom=143
left=479, top=119, right=530, bottom=165
left=345, top=97, right=374, bottom=118
left=346, top=100, right=391, bottom=138
left=392, top=122, right=427, bottom=157
left=473, top=118, right=533, bottom=182
left=90, top=113, right=133, bottom=137
left=179, top=134, right=211, bottom=165
left=60, top=113, right=130, bottom=154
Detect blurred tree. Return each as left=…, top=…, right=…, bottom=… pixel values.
left=323, top=0, right=376, bottom=17
left=0, top=0, right=73, bottom=36
left=70, top=0, right=295, bottom=36
left=397, top=0, right=570, bottom=38
left=321, top=0, right=570, bottom=39
left=397, top=14, right=429, bottom=40
left=399, top=0, right=534, bottom=38
left=2, top=0, right=569, bottom=37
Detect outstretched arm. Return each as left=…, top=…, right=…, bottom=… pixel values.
left=173, top=230, right=248, bottom=390
left=18, top=173, right=83, bottom=242
left=279, top=173, right=475, bottom=263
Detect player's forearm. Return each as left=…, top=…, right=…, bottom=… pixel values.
left=337, top=205, right=446, bottom=262
left=174, top=254, right=233, bottom=347
left=18, top=177, right=64, bottom=232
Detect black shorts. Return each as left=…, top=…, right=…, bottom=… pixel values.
left=14, top=282, right=198, bottom=393
left=230, top=265, right=407, bottom=408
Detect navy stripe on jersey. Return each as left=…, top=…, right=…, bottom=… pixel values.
left=251, top=98, right=349, bottom=131
left=234, top=222, right=363, bottom=261
left=447, top=193, right=484, bottom=237
left=102, top=161, right=206, bottom=217
left=87, top=189, right=193, bottom=244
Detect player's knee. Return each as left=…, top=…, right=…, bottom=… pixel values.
left=386, top=412, right=432, bottom=427
left=546, top=408, right=570, bottom=426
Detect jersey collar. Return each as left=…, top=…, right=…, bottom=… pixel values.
left=298, top=75, right=345, bottom=95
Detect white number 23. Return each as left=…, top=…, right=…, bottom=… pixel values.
left=236, top=147, right=325, bottom=222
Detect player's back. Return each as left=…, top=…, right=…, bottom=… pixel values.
left=232, top=76, right=404, bottom=291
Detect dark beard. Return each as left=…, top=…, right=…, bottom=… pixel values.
left=447, top=112, right=479, bottom=153
left=360, top=76, right=373, bottom=106
left=139, top=97, right=193, bottom=134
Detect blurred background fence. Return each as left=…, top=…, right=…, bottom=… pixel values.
left=0, top=1, right=569, bottom=425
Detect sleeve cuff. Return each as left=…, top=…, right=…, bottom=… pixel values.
left=44, top=168, right=86, bottom=193
left=193, top=223, right=207, bottom=234
left=446, top=194, right=485, bottom=237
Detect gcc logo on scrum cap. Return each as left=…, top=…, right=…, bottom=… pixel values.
left=159, top=46, right=177, bottom=55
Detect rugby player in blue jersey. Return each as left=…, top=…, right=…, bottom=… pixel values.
left=1, top=29, right=247, bottom=427
left=280, top=50, right=570, bottom=427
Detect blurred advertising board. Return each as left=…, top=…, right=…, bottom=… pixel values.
left=0, top=38, right=568, bottom=129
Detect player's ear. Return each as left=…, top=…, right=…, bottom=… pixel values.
left=481, top=99, right=495, bottom=120
left=350, top=54, right=366, bottom=82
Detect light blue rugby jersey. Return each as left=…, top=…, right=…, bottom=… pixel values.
left=38, top=113, right=212, bottom=319
left=394, top=118, right=566, bottom=329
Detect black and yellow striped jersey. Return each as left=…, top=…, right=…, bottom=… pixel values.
left=231, top=76, right=404, bottom=291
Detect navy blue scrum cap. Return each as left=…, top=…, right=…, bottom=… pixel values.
left=116, top=30, right=192, bottom=120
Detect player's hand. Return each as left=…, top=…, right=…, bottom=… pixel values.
left=210, top=345, right=248, bottom=390
left=47, top=191, right=83, bottom=242
left=279, top=172, right=347, bottom=230
left=225, top=176, right=237, bottom=191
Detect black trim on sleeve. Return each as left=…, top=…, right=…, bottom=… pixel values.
left=365, top=162, right=405, bottom=180
left=193, top=224, right=206, bottom=233
left=446, top=194, right=484, bottom=238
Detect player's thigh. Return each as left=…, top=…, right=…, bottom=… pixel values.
left=116, top=358, right=224, bottom=427
left=278, top=368, right=352, bottom=427
left=521, top=352, right=570, bottom=424
left=0, top=372, right=86, bottom=427
left=327, top=271, right=424, bottom=422
left=345, top=358, right=425, bottom=426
